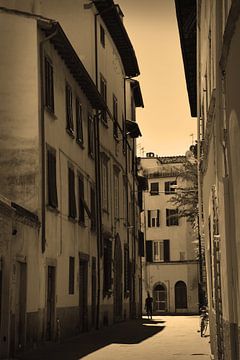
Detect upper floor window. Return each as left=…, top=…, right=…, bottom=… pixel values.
left=76, top=98, right=83, bottom=145
left=146, top=240, right=170, bottom=262
left=100, top=74, right=107, bottom=124
left=88, top=115, right=95, bottom=158
left=150, top=182, right=159, bottom=195
left=165, top=180, right=177, bottom=194
left=78, top=174, right=85, bottom=225
left=147, top=210, right=160, bottom=227
left=113, top=95, right=118, bottom=139
left=44, top=56, right=54, bottom=113
left=47, top=146, right=58, bottom=209
left=68, top=256, right=75, bottom=295
left=166, top=208, right=179, bottom=226
left=65, top=83, right=74, bottom=135
left=90, top=186, right=96, bottom=231
left=68, top=165, right=77, bottom=219
left=100, top=24, right=105, bottom=48
left=101, top=154, right=109, bottom=212
left=113, top=169, right=120, bottom=219
left=122, top=116, right=126, bottom=154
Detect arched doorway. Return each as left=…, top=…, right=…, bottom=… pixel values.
left=175, top=281, right=187, bottom=310
left=114, top=234, right=122, bottom=321
left=153, top=283, right=167, bottom=312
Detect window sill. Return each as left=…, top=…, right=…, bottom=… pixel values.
left=45, top=106, right=57, bottom=120
left=46, top=205, right=60, bottom=214
left=76, top=139, right=84, bottom=149
left=68, top=216, right=77, bottom=223
left=66, top=128, right=75, bottom=139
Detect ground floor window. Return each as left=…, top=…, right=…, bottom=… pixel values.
left=153, top=283, right=167, bottom=311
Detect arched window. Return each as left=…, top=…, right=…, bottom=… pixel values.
left=175, top=281, right=187, bottom=309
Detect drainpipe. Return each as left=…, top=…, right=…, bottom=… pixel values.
left=39, top=24, right=58, bottom=253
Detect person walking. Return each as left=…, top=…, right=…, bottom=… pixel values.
left=145, top=291, right=153, bottom=319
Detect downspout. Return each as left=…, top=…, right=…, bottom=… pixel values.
left=39, top=24, right=58, bottom=253
left=94, top=12, right=102, bottom=330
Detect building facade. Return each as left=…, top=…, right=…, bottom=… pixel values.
left=139, top=153, right=199, bottom=315
left=0, top=2, right=143, bottom=358
left=176, top=0, right=240, bottom=358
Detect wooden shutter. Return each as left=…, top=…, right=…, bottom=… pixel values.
left=68, top=167, right=76, bottom=218
left=47, top=149, right=58, bottom=208
left=68, top=257, right=75, bottom=294
left=146, top=241, right=153, bottom=262
left=164, top=240, right=170, bottom=262
left=138, top=231, right=145, bottom=257
left=90, top=187, right=96, bottom=231
left=157, top=210, right=160, bottom=227
left=147, top=210, right=151, bottom=227
left=78, top=176, right=85, bottom=223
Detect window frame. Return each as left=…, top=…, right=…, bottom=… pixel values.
left=65, top=82, right=74, bottom=135
left=150, top=182, right=159, bottom=196
left=100, top=24, right=105, bottom=48
left=44, top=55, right=55, bottom=113
left=78, top=174, right=85, bottom=225
left=68, top=256, right=75, bottom=295
left=76, top=97, right=84, bottom=146
left=88, top=114, right=95, bottom=158
left=100, top=74, right=107, bottom=125
left=166, top=208, right=179, bottom=226
left=46, top=146, right=58, bottom=209
left=165, top=180, right=177, bottom=195
left=68, top=165, right=77, bottom=220
left=113, top=94, right=118, bottom=139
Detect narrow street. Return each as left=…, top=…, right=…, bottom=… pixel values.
left=18, top=316, right=211, bottom=360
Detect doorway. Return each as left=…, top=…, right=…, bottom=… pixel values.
left=79, top=258, right=88, bottom=332
left=46, top=266, right=56, bottom=341
left=153, top=283, right=167, bottom=312
left=175, top=281, right=188, bottom=310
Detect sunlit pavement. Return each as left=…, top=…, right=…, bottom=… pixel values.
left=18, top=316, right=211, bottom=360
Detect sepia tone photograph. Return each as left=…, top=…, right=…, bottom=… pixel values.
left=0, top=0, right=238, bottom=359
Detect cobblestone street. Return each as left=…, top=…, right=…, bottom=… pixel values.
left=18, top=316, right=211, bottom=360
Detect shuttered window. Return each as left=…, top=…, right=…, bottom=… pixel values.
left=44, top=56, right=54, bottom=112
left=103, top=239, right=112, bottom=293
left=113, top=95, right=118, bottom=139
left=165, top=180, right=177, bottom=194
left=65, top=83, right=74, bottom=134
left=69, top=256, right=75, bottom=294
left=76, top=98, right=83, bottom=145
left=150, top=182, right=159, bottom=195
left=90, top=186, right=96, bottom=231
left=166, top=208, right=179, bottom=226
left=47, top=147, right=58, bottom=209
left=100, top=74, right=107, bottom=124
left=147, top=240, right=170, bottom=262
left=147, top=210, right=160, bottom=227
left=68, top=166, right=77, bottom=219
left=124, top=245, right=130, bottom=293
left=146, top=241, right=153, bottom=262
left=88, top=115, right=94, bottom=158
left=78, top=175, right=85, bottom=225
left=138, top=231, right=145, bottom=257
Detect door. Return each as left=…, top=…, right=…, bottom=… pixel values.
left=79, top=259, right=88, bottom=332
left=114, top=235, right=123, bottom=321
left=175, top=281, right=187, bottom=310
left=46, top=266, right=55, bottom=341
left=91, top=257, right=96, bottom=328
left=153, top=284, right=167, bottom=312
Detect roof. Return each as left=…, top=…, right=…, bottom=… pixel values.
left=175, top=0, right=197, bottom=117
left=38, top=20, right=108, bottom=111
left=130, top=80, right=144, bottom=108
left=93, top=0, right=140, bottom=77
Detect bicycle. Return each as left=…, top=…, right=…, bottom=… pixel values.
left=199, top=306, right=209, bottom=337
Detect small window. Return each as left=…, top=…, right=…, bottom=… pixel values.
left=113, top=95, right=118, bottom=139
left=47, top=147, right=58, bottom=209
left=100, top=24, right=105, bottom=47
left=150, top=182, right=159, bottom=195
left=44, top=56, right=54, bottom=112
left=166, top=208, right=179, bottom=226
left=153, top=240, right=170, bottom=262
left=76, top=98, right=83, bottom=145
left=147, top=210, right=160, bottom=227
left=65, top=83, right=74, bottom=134
left=69, top=257, right=75, bottom=294
left=78, top=175, right=85, bottom=225
left=165, top=180, right=177, bottom=194
left=68, top=166, right=77, bottom=219
left=88, top=115, right=95, bottom=158
left=100, top=74, right=107, bottom=124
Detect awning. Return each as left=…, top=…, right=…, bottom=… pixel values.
left=126, top=119, right=141, bottom=138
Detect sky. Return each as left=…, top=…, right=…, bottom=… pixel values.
left=117, top=0, right=197, bottom=157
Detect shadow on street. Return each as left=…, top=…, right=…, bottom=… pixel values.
left=17, top=318, right=165, bottom=360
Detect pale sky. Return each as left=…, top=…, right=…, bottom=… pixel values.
left=117, top=0, right=197, bottom=157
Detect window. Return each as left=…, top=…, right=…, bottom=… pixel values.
left=103, top=239, right=112, bottom=293
left=101, top=155, right=109, bottom=211
left=69, top=257, right=75, bottom=294
left=166, top=208, right=179, bottom=226
left=150, top=182, right=159, bottom=195
left=76, top=98, right=83, bottom=145
left=113, top=169, right=119, bottom=219
left=100, top=74, right=107, bottom=124
left=122, top=116, right=126, bottom=154
left=78, top=175, right=85, bottom=224
left=113, top=95, right=118, bottom=139
left=47, top=147, right=58, bottom=209
left=68, top=166, right=77, bottom=219
left=147, top=210, right=160, bottom=227
left=88, top=115, right=94, bottom=158
left=165, top=180, right=177, bottom=194
left=90, top=186, right=96, bottom=231
left=44, top=56, right=54, bottom=112
left=146, top=240, right=170, bottom=262
left=153, top=240, right=170, bottom=262
left=65, top=83, right=74, bottom=134
left=100, top=24, right=105, bottom=47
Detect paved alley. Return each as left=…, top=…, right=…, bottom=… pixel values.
left=18, top=316, right=211, bottom=360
